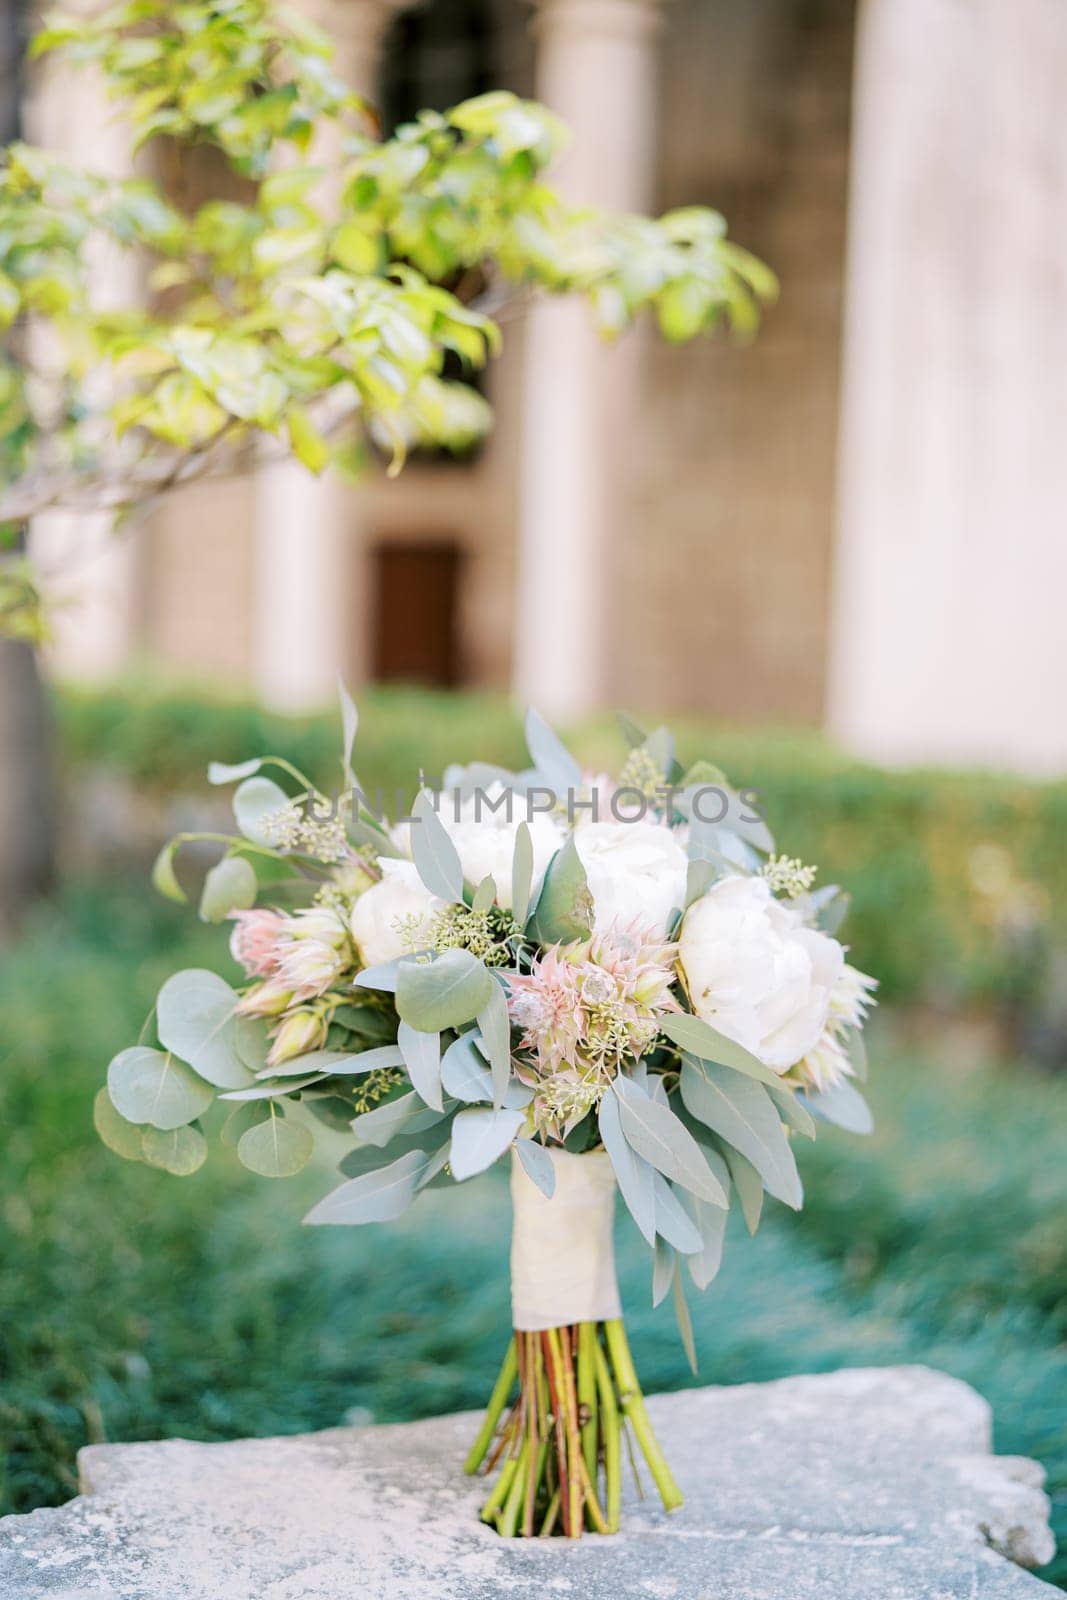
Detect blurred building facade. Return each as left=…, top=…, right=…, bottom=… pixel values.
left=24, top=0, right=1067, bottom=773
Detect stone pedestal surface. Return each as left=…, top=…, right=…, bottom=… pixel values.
left=0, top=1366, right=1056, bottom=1599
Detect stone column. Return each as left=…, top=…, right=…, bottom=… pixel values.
left=25, top=13, right=144, bottom=682
left=252, top=0, right=406, bottom=713
left=827, top=0, right=1067, bottom=775
left=512, top=0, right=666, bottom=720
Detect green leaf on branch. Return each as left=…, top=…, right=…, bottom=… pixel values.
left=612, top=1075, right=728, bottom=1208
left=720, top=1143, right=763, bottom=1234
left=304, top=1148, right=432, bottom=1225
left=156, top=968, right=253, bottom=1089
left=409, top=789, right=464, bottom=903
left=237, top=1111, right=314, bottom=1177
left=597, top=1088, right=655, bottom=1246
left=651, top=1172, right=703, bottom=1255
left=234, top=775, right=291, bottom=846
left=680, top=1057, right=802, bottom=1210
left=658, top=1012, right=783, bottom=1087
left=107, top=1046, right=213, bottom=1131
left=801, top=1080, right=874, bottom=1135
left=515, top=1138, right=555, bottom=1198
left=141, top=1123, right=208, bottom=1176
left=449, top=1105, right=524, bottom=1181
left=526, top=834, right=592, bottom=944
left=510, top=822, right=534, bottom=926
left=93, top=1087, right=145, bottom=1163
left=395, top=948, right=493, bottom=1033
left=199, top=854, right=257, bottom=923
left=351, top=1089, right=452, bottom=1149
left=397, top=1020, right=443, bottom=1112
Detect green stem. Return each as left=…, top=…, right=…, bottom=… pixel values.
left=593, top=1338, right=621, bottom=1532
left=553, top=1326, right=584, bottom=1538
left=539, top=1487, right=561, bottom=1537
left=603, top=1319, right=683, bottom=1513
left=480, top=1453, right=519, bottom=1523
left=465, top=1338, right=518, bottom=1475
left=577, top=1322, right=598, bottom=1489
left=496, top=1436, right=530, bottom=1538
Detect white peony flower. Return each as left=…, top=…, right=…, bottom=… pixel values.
left=437, top=783, right=563, bottom=911
left=349, top=859, right=443, bottom=967
left=573, top=820, right=689, bottom=938
left=678, top=875, right=845, bottom=1072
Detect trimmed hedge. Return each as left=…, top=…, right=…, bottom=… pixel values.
left=53, top=682, right=1067, bottom=1016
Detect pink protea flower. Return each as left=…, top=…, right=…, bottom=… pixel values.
left=507, top=923, right=679, bottom=1139
left=229, top=908, right=287, bottom=978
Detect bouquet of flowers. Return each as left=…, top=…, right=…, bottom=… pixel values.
left=98, top=695, right=876, bottom=1539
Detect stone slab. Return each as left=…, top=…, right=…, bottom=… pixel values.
left=0, top=1366, right=1056, bottom=1599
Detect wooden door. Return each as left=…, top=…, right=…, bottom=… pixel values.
left=371, top=543, right=464, bottom=688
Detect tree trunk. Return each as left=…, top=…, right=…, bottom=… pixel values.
left=0, top=638, right=55, bottom=940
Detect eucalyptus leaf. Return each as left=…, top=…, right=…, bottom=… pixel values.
left=440, top=1031, right=492, bottom=1102
left=156, top=968, right=252, bottom=1089
left=651, top=1172, right=703, bottom=1255
left=685, top=857, right=717, bottom=908
left=410, top=789, right=464, bottom=902
left=812, top=886, right=851, bottom=936
left=616, top=712, right=647, bottom=749
left=510, top=822, right=534, bottom=925
left=304, top=1148, right=431, bottom=1226
left=515, top=1138, right=555, bottom=1198
left=395, top=949, right=493, bottom=1032
left=303, top=1094, right=360, bottom=1132
left=151, top=839, right=187, bottom=904
left=659, top=1012, right=782, bottom=1087
left=680, top=1058, right=802, bottom=1209
left=641, top=725, right=675, bottom=780
left=339, top=1121, right=447, bottom=1177
left=219, top=1075, right=325, bottom=1100
left=199, top=854, right=257, bottom=923
left=352, top=958, right=405, bottom=993
left=220, top=1100, right=271, bottom=1147
left=721, top=1143, right=763, bottom=1234
left=524, top=707, right=582, bottom=793
left=768, top=1082, right=817, bottom=1139
left=801, top=1080, right=874, bottom=1135
left=526, top=833, right=593, bottom=944
left=93, top=1088, right=144, bottom=1162
left=848, top=1028, right=869, bottom=1084
left=472, top=875, right=496, bottom=912
left=673, top=1268, right=698, bottom=1374
left=397, top=1021, right=443, bottom=1111
left=449, top=1105, right=524, bottom=1181
left=338, top=678, right=358, bottom=789
left=208, top=757, right=262, bottom=785
left=108, top=1046, right=213, bottom=1131
left=234, top=775, right=290, bottom=846
left=237, top=1111, right=314, bottom=1177
left=678, top=1151, right=730, bottom=1288
left=235, top=1014, right=269, bottom=1072
left=597, top=1089, right=655, bottom=1246
left=477, top=981, right=512, bottom=1108
left=653, top=1235, right=676, bottom=1306
left=612, top=1076, right=728, bottom=1207
left=141, top=1123, right=208, bottom=1176
left=351, top=1089, right=451, bottom=1148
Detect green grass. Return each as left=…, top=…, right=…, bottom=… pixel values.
left=2, top=877, right=1065, bottom=1586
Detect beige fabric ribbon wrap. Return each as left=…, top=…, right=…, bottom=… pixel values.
left=509, top=1147, right=623, bottom=1332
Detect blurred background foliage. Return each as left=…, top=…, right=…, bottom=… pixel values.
left=56, top=681, right=1067, bottom=1034
left=1, top=684, right=1063, bottom=1588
